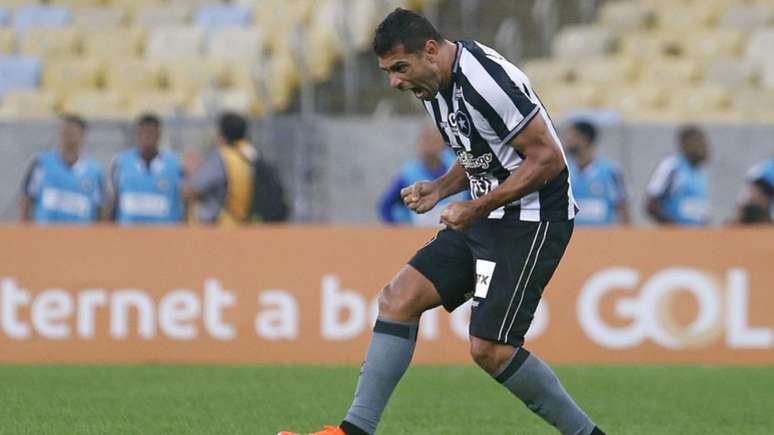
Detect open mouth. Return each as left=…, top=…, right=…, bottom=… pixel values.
left=412, top=88, right=424, bottom=98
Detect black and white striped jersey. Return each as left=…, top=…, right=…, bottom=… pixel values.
left=423, top=40, right=578, bottom=222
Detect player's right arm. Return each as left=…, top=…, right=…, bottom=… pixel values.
left=401, top=161, right=468, bottom=213
left=18, top=156, right=40, bottom=223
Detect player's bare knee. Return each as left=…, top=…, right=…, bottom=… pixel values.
left=469, top=338, right=513, bottom=375
left=378, top=282, right=421, bottom=321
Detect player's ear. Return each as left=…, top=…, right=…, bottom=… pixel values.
left=424, top=39, right=439, bottom=57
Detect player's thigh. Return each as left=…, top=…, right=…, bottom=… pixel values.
left=406, top=227, right=475, bottom=313
left=378, top=264, right=443, bottom=321
left=467, top=219, right=574, bottom=347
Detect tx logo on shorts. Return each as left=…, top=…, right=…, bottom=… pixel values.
left=474, top=259, right=496, bottom=299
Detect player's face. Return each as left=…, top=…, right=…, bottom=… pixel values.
left=563, top=127, right=591, bottom=157
left=137, top=123, right=161, bottom=155
left=378, top=43, right=441, bottom=101
left=59, top=121, right=84, bottom=152
left=682, top=132, right=708, bottom=165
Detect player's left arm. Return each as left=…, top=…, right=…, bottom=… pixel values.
left=440, top=115, right=564, bottom=230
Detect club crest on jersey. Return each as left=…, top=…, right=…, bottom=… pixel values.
left=447, top=111, right=471, bottom=138
left=456, top=150, right=493, bottom=170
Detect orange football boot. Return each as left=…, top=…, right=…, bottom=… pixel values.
left=277, top=426, right=345, bottom=435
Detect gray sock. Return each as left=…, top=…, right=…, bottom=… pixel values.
left=343, top=318, right=418, bottom=435
left=493, top=348, right=595, bottom=435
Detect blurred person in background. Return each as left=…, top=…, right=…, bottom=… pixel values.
left=735, top=157, right=774, bottom=224
left=563, top=120, right=630, bottom=226
left=378, top=123, right=468, bottom=226
left=183, top=112, right=288, bottom=224
left=106, top=113, right=185, bottom=225
left=645, top=125, right=710, bottom=226
left=19, top=114, right=105, bottom=224
left=184, top=112, right=255, bottom=224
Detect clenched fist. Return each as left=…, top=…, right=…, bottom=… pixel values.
left=440, top=200, right=485, bottom=231
left=401, top=181, right=441, bottom=214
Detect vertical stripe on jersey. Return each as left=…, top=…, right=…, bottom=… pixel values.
left=428, top=100, right=451, bottom=145
left=461, top=42, right=538, bottom=119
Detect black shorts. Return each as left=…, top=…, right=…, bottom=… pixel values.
left=409, top=217, right=574, bottom=347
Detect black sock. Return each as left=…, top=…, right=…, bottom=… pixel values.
left=340, top=420, right=369, bottom=435
left=590, top=426, right=606, bottom=435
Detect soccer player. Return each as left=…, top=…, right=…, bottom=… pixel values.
left=107, top=113, right=185, bottom=225
left=19, top=114, right=105, bottom=224
left=563, top=120, right=630, bottom=225
left=735, top=157, right=774, bottom=224
left=645, top=125, right=710, bottom=226
left=280, top=9, right=604, bottom=435
left=378, top=122, right=468, bottom=226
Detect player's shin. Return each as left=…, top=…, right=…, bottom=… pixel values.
left=341, top=318, right=418, bottom=435
left=492, top=347, right=600, bottom=435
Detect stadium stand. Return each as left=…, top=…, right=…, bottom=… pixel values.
left=0, top=55, right=40, bottom=97
left=0, top=0, right=441, bottom=119
left=522, top=0, right=774, bottom=122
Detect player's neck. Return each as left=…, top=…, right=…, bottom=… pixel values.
left=437, top=40, right=458, bottom=91
left=577, top=153, right=594, bottom=169
left=59, top=147, right=79, bottom=166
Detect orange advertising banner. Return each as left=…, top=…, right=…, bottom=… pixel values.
left=0, top=226, right=772, bottom=365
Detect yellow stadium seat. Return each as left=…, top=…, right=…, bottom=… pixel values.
left=617, top=32, right=676, bottom=58
left=601, top=84, right=668, bottom=120
left=223, top=59, right=261, bottom=89
left=0, top=28, right=14, bottom=54
left=552, top=25, right=613, bottom=61
left=348, top=0, right=379, bottom=51
left=537, top=84, right=600, bottom=119
left=732, top=89, right=774, bottom=122
left=720, top=3, right=774, bottom=32
left=304, top=26, right=341, bottom=82
left=82, top=27, right=144, bottom=58
left=19, top=27, right=80, bottom=59
left=676, top=29, right=743, bottom=60
left=72, top=7, right=126, bottom=29
left=125, top=91, right=188, bottom=118
left=42, top=58, right=103, bottom=94
left=639, top=57, right=702, bottom=86
left=62, top=90, right=127, bottom=120
left=665, top=84, right=731, bottom=115
left=145, top=26, right=204, bottom=60
left=262, top=51, right=299, bottom=111
left=573, top=57, right=638, bottom=85
left=704, top=57, right=756, bottom=88
left=207, top=27, right=264, bottom=61
left=521, top=59, right=573, bottom=91
left=104, top=59, right=163, bottom=92
left=161, top=57, right=226, bottom=98
left=0, top=90, right=59, bottom=119
left=760, top=60, right=774, bottom=90
left=746, top=28, right=774, bottom=67
left=599, top=1, right=655, bottom=34
left=649, top=0, right=722, bottom=29
left=134, top=4, right=191, bottom=28
left=108, top=0, right=166, bottom=18
left=49, top=0, right=106, bottom=7
left=187, top=88, right=260, bottom=117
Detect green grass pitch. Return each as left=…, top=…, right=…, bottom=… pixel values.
left=1, top=365, right=772, bottom=434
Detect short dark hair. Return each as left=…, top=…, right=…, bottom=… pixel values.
left=137, top=112, right=161, bottom=128
left=218, top=112, right=248, bottom=145
left=373, top=8, right=443, bottom=57
left=60, top=113, right=87, bottom=130
left=571, top=120, right=597, bottom=143
left=678, top=125, right=703, bottom=144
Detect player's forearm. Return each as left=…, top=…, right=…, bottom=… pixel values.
left=19, top=196, right=32, bottom=222
left=645, top=198, right=672, bottom=224
left=471, top=152, right=564, bottom=215
left=431, top=161, right=469, bottom=200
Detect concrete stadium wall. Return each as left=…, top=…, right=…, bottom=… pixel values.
left=0, top=117, right=771, bottom=224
